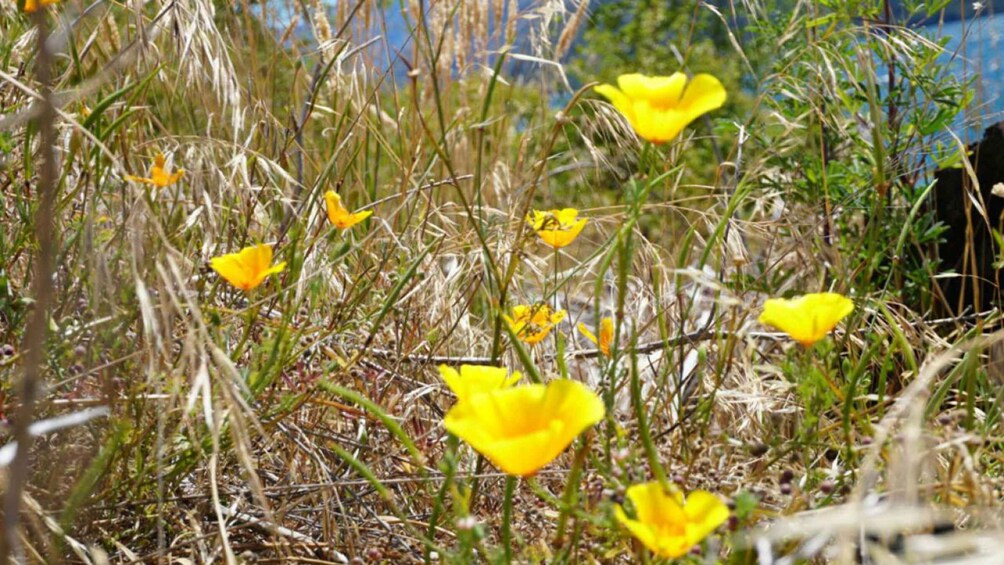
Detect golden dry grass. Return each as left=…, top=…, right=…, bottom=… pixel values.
left=2, top=0, right=1004, bottom=563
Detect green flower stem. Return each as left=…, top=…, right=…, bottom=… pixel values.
left=490, top=84, right=598, bottom=362
left=554, top=432, right=591, bottom=548
left=631, top=331, right=668, bottom=487
left=501, top=475, right=518, bottom=563
left=473, top=49, right=510, bottom=223
left=613, top=162, right=667, bottom=485
left=554, top=244, right=560, bottom=328
left=554, top=245, right=569, bottom=378
left=231, top=294, right=259, bottom=358
left=426, top=435, right=459, bottom=565
left=466, top=455, right=488, bottom=514
left=797, top=345, right=818, bottom=444
left=593, top=240, right=619, bottom=467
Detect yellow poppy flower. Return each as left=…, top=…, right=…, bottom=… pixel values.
left=125, top=153, right=184, bottom=187
left=443, top=379, right=605, bottom=477
left=23, top=0, right=58, bottom=12
left=757, top=292, right=854, bottom=347
left=504, top=304, right=566, bottom=344
left=325, top=191, right=373, bottom=229
left=594, top=72, right=727, bottom=144
left=439, top=364, right=521, bottom=403
left=526, top=209, right=588, bottom=248
left=209, top=244, right=287, bottom=292
left=578, top=317, right=614, bottom=357
left=615, top=482, right=729, bottom=558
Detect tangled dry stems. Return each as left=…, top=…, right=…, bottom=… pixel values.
left=1, top=0, right=1004, bottom=563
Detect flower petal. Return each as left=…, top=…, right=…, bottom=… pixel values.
left=326, top=191, right=371, bottom=229
left=617, top=73, right=686, bottom=102
left=594, top=84, right=634, bottom=124
left=679, top=74, right=728, bottom=123
left=540, top=379, right=605, bottom=439
left=758, top=293, right=853, bottom=346
left=210, top=254, right=251, bottom=291
left=439, top=364, right=520, bottom=402
left=598, top=318, right=614, bottom=356
left=526, top=210, right=547, bottom=230
left=615, top=506, right=662, bottom=555
left=325, top=191, right=346, bottom=224
left=210, top=244, right=283, bottom=292
left=639, top=106, right=688, bottom=143
left=249, top=244, right=273, bottom=275
left=341, top=210, right=373, bottom=229
left=549, top=309, right=567, bottom=324
left=682, top=490, right=730, bottom=547
left=618, top=483, right=719, bottom=558
left=506, top=304, right=564, bottom=344
left=475, top=420, right=569, bottom=476
left=443, top=379, right=603, bottom=476
left=263, top=261, right=287, bottom=278
left=626, top=482, right=685, bottom=525
left=124, top=175, right=156, bottom=185
left=556, top=208, right=579, bottom=224
left=596, top=72, right=726, bottom=143
left=617, top=489, right=691, bottom=558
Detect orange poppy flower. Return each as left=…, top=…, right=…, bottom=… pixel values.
left=758, top=292, right=854, bottom=347
left=325, top=191, right=372, bottom=229
left=594, top=73, right=726, bottom=143
left=443, top=379, right=605, bottom=476
left=125, top=153, right=184, bottom=187
left=210, top=244, right=286, bottom=292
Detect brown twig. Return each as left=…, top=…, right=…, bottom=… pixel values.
left=1, top=8, right=59, bottom=563
left=367, top=327, right=758, bottom=366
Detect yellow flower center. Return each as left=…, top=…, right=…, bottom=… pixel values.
left=497, top=413, right=563, bottom=440
left=655, top=521, right=686, bottom=538
left=521, top=322, right=544, bottom=336
left=648, top=97, right=679, bottom=112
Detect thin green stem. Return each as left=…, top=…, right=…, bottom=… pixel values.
left=554, top=433, right=591, bottom=549
left=232, top=297, right=259, bottom=358
left=426, top=436, right=459, bottom=565
left=473, top=49, right=510, bottom=222
left=490, top=84, right=599, bottom=362
left=554, top=244, right=568, bottom=377
left=466, top=455, right=488, bottom=515
left=631, top=335, right=668, bottom=487
left=501, top=475, right=518, bottom=563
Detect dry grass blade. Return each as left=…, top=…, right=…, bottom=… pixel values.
left=1, top=0, right=1001, bottom=562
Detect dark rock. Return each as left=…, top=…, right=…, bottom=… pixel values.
left=931, top=122, right=1004, bottom=316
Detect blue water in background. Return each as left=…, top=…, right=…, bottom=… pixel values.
left=265, top=3, right=1004, bottom=132
left=929, top=14, right=1004, bottom=134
